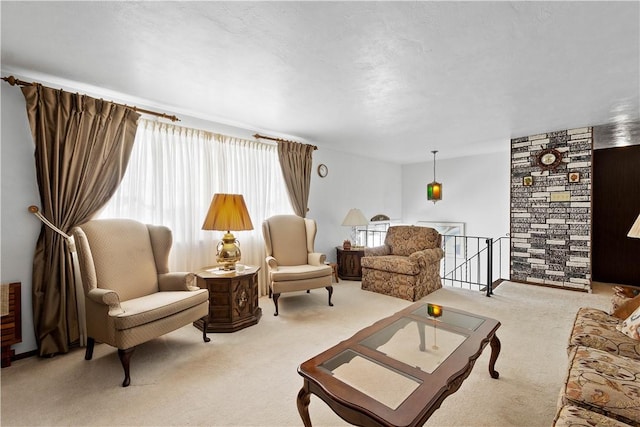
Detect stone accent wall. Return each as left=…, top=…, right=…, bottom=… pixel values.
left=510, top=127, right=592, bottom=291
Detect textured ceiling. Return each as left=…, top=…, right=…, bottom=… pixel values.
left=2, top=1, right=639, bottom=163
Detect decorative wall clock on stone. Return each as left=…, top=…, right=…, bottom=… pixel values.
left=535, top=148, right=563, bottom=171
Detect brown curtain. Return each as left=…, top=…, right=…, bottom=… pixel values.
left=276, top=141, right=315, bottom=217
left=21, top=85, right=140, bottom=356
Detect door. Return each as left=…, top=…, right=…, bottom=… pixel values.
left=592, top=145, right=640, bottom=287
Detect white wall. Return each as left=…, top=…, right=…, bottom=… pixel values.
left=0, top=71, right=401, bottom=354
left=402, top=151, right=511, bottom=239
left=1, top=79, right=42, bottom=356
left=309, top=148, right=402, bottom=262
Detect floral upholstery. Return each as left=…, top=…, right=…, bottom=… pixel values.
left=553, top=405, right=633, bottom=427
left=568, top=308, right=640, bottom=362
left=560, top=346, right=640, bottom=426
left=360, top=226, right=444, bottom=301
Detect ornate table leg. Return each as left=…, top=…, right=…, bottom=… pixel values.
left=297, top=384, right=313, bottom=427
left=488, top=334, right=501, bottom=379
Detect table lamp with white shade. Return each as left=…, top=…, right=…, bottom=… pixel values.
left=341, top=208, right=369, bottom=248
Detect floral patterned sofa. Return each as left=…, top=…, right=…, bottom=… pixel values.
left=360, top=226, right=444, bottom=301
left=553, top=288, right=640, bottom=427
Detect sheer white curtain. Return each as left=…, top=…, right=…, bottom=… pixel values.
left=99, top=119, right=293, bottom=295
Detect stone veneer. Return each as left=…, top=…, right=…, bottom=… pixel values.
left=510, top=127, right=592, bottom=291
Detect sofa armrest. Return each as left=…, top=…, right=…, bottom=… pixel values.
left=409, top=247, right=445, bottom=267
left=308, top=252, right=326, bottom=266
left=364, top=245, right=391, bottom=257
left=158, top=272, right=197, bottom=292
left=266, top=256, right=279, bottom=270
left=87, top=288, right=124, bottom=316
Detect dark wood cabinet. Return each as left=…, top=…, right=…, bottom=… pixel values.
left=1, top=282, right=21, bottom=368
left=336, top=247, right=365, bottom=280
left=194, top=267, right=262, bottom=333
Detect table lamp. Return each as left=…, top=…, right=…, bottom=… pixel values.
left=341, top=208, right=368, bottom=248
left=202, top=193, right=254, bottom=270
left=628, top=213, right=640, bottom=238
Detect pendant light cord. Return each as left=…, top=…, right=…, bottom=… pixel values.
left=432, top=150, right=438, bottom=181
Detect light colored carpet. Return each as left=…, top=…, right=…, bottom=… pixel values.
left=0, top=281, right=612, bottom=427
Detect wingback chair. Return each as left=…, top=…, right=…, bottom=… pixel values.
left=361, top=226, right=444, bottom=301
left=262, top=215, right=333, bottom=316
left=72, top=219, right=210, bottom=387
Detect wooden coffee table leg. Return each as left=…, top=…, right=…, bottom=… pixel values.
left=489, top=334, right=501, bottom=379
left=297, top=383, right=313, bottom=427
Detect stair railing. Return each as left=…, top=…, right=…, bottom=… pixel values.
left=441, top=234, right=511, bottom=296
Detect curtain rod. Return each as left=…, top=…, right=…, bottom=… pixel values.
left=2, top=75, right=180, bottom=123
left=253, top=133, right=317, bottom=150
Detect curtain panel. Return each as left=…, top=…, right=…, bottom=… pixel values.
left=21, top=85, right=139, bottom=356
left=276, top=141, right=315, bottom=217
left=99, top=119, right=293, bottom=296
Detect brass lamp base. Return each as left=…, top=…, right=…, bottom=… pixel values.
left=217, top=231, right=241, bottom=270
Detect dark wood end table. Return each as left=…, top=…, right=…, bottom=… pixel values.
left=194, top=266, right=262, bottom=333
left=336, top=247, right=365, bottom=280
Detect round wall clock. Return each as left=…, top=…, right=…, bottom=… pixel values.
left=536, top=148, right=563, bottom=170
left=317, top=163, right=328, bottom=178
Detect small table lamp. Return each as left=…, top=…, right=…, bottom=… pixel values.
left=628, top=213, right=640, bottom=238
left=341, top=208, right=368, bottom=248
left=202, top=193, right=254, bottom=270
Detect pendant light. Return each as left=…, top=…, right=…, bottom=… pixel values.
left=427, top=150, right=442, bottom=203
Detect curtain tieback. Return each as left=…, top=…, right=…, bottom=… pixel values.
left=27, top=205, right=87, bottom=346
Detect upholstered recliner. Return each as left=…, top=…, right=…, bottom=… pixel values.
left=72, top=219, right=210, bottom=387
left=361, top=226, right=444, bottom=301
left=262, top=215, right=333, bottom=316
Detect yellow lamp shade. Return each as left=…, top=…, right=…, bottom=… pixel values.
left=202, top=193, right=253, bottom=270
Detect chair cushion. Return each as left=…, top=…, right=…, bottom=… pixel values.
left=568, top=307, right=640, bottom=361
left=384, top=226, right=441, bottom=256
left=553, top=405, right=633, bottom=427
left=114, top=289, right=209, bottom=330
left=560, top=346, right=640, bottom=425
left=361, top=255, right=419, bottom=275
left=77, top=219, right=159, bottom=300
left=270, top=264, right=332, bottom=282
left=263, top=215, right=309, bottom=266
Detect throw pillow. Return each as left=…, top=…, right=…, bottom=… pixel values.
left=616, top=305, right=640, bottom=340
left=612, top=293, right=640, bottom=319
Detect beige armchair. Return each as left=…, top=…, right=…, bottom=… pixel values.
left=262, top=215, right=333, bottom=316
left=72, top=219, right=210, bottom=387
left=361, top=226, right=444, bottom=301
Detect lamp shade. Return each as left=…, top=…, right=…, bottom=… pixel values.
left=628, top=213, right=640, bottom=238
left=202, top=194, right=254, bottom=232
left=427, top=181, right=442, bottom=202
left=341, top=208, right=368, bottom=226
left=427, top=150, right=442, bottom=203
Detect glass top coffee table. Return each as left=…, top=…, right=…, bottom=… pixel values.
left=297, top=302, right=501, bottom=427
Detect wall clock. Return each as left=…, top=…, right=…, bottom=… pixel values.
left=536, top=148, right=563, bottom=171
left=317, top=163, right=328, bottom=178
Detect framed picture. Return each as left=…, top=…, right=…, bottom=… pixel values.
left=523, top=176, right=533, bottom=186
left=416, top=221, right=465, bottom=257
left=568, top=172, right=580, bottom=183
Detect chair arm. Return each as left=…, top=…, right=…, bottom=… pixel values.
left=158, top=272, right=197, bottom=291
left=86, top=288, right=124, bottom=316
left=409, top=247, right=445, bottom=267
left=266, top=256, right=279, bottom=270
left=308, top=252, right=326, bottom=266
left=364, top=245, right=391, bottom=257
